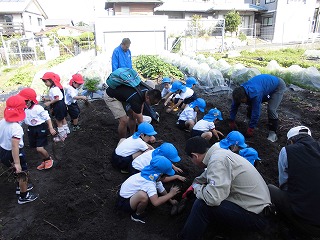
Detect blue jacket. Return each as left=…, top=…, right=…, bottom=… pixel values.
left=112, top=45, right=132, bottom=71
left=230, top=74, right=279, bottom=128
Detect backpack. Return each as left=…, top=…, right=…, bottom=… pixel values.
left=106, top=68, right=141, bottom=89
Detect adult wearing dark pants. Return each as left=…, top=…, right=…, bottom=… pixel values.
left=268, top=126, right=320, bottom=238
left=179, top=136, right=271, bottom=240
left=229, top=74, right=286, bottom=142
left=112, top=38, right=132, bottom=71
left=104, top=84, right=161, bottom=139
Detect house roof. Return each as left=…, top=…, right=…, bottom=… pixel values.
left=154, top=1, right=267, bottom=13
left=0, top=0, right=48, bottom=18
left=106, top=0, right=163, bottom=3
left=35, top=25, right=92, bottom=36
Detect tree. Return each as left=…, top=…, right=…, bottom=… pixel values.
left=225, top=10, right=241, bottom=36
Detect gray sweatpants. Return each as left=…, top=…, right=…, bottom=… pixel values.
left=267, top=78, right=286, bottom=120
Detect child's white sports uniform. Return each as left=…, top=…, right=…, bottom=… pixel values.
left=193, top=119, right=215, bottom=132
left=119, top=172, right=165, bottom=199
left=131, top=150, right=154, bottom=171
left=116, top=136, right=149, bottom=157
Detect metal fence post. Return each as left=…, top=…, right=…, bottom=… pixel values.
left=0, top=32, right=10, bottom=67
left=17, top=39, right=23, bottom=64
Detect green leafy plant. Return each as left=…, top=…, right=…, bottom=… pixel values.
left=225, top=10, right=241, bottom=36
left=84, top=77, right=100, bottom=92
left=134, top=55, right=184, bottom=80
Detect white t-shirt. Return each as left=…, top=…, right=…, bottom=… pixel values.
left=193, top=119, right=215, bottom=132
left=115, top=136, right=149, bottom=157
left=0, top=119, right=24, bottom=150
left=131, top=150, right=154, bottom=171
left=178, top=105, right=197, bottom=121
left=49, top=86, right=63, bottom=101
left=24, top=104, right=50, bottom=126
left=179, top=87, right=194, bottom=100
left=64, top=85, right=79, bottom=105
left=120, top=172, right=165, bottom=198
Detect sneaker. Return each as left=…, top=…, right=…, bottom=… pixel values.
left=44, top=158, right=54, bottom=169
left=72, top=125, right=81, bottom=132
left=18, top=192, right=39, bottom=204
left=37, top=161, right=46, bottom=170
left=131, top=213, right=146, bottom=224
left=65, top=127, right=71, bottom=134
left=16, top=183, right=34, bottom=195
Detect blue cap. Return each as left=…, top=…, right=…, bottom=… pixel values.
left=186, top=77, right=198, bottom=88
left=141, top=156, right=175, bottom=181
left=219, top=131, right=247, bottom=149
left=152, top=142, right=181, bottom=163
left=170, top=81, right=186, bottom=93
left=132, top=122, right=157, bottom=139
left=162, top=77, right=171, bottom=84
left=189, top=98, right=206, bottom=112
left=203, top=108, right=223, bottom=121
left=239, top=147, right=261, bottom=165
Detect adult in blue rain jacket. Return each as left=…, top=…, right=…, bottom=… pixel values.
left=112, top=38, right=132, bottom=72
left=229, top=74, right=286, bottom=142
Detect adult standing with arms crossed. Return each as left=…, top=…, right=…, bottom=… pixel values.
left=112, top=38, right=132, bottom=71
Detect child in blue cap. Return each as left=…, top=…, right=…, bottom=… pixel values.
left=177, top=98, right=206, bottom=132
left=111, top=122, right=157, bottom=174
left=164, top=81, right=197, bottom=113
left=213, top=130, right=247, bottom=152
left=191, top=108, right=224, bottom=141
left=130, top=142, right=186, bottom=182
left=239, top=147, right=261, bottom=166
left=185, top=77, right=198, bottom=89
left=116, top=155, right=181, bottom=223
left=161, top=77, right=172, bottom=98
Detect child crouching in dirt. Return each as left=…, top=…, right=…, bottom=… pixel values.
left=0, top=95, right=39, bottom=204
left=191, top=108, right=224, bottom=141
left=177, top=98, right=206, bottom=132
left=64, top=73, right=87, bottom=132
left=130, top=142, right=186, bottom=183
left=111, top=122, right=156, bottom=174
left=116, top=155, right=180, bottom=223
left=18, top=88, right=56, bottom=170
left=41, top=72, right=70, bottom=142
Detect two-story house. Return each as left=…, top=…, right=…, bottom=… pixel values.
left=105, top=0, right=163, bottom=16
left=0, top=0, right=47, bottom=38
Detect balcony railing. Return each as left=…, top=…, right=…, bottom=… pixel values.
left=0, top=22, right=24, bottom=36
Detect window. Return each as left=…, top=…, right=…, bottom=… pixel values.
left=252, top=0, right=260, bottom=5
left=265, top=0, right=275, bottom=3
left=262, top=15, right=273, bottom=26
left=4, top=14, right=13, bottom=22
left=37, top=18, right=42, bottom=26
left=121, top=6, right=130, bottom=15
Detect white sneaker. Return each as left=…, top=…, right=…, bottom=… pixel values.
left=267, top=131, right=278, bottom=142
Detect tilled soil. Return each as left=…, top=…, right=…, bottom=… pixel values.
left=0, top=86, right=319, bottom=240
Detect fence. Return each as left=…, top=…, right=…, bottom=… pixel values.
left=0, top=33, right=91, bottom=67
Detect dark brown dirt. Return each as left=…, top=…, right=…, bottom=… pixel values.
left=0, top=86, right=319, bottom=240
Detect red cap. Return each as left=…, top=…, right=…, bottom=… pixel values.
left=71, top=73, right=84, bottom=85
left=19, top=87, right=38, bottom=104
left=41, top=72, right=63, bottom=89
left=4, top=95, right=26, bottom=122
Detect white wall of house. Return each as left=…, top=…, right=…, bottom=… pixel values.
left=95, top=15, right=168, bottom=57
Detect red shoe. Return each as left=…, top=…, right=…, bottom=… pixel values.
left=44, top=158, right=54, bottom=169
left=37, top=161, right=46, bottom=170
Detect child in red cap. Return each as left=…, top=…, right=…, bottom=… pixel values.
left=64, top=73, right=87, bottom=132
left=41, top=72, right=70, bottom=142
left=0, top=95, right=39, bottom=204
left=19, top=87, right=57, bottom=170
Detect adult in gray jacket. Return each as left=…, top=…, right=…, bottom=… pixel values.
left=179, top=136, right=271, bottom=240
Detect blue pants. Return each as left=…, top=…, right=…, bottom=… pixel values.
left=180, top=199, right=268, bottom=240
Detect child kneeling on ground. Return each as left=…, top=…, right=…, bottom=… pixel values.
left=111, top=122, right=156, bottom=174
left=177, top=98, right=206, bottom=132
left=191, top=108, right=224, bottom=141
left=116, top=155, right=180, bottom=223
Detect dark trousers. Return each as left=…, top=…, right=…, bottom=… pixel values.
left=180, top=199, right=268, bottom=240
left=268, top=184, right=320, bottom=237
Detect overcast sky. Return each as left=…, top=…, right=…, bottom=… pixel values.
left=38, top=0, right=105, bottom=23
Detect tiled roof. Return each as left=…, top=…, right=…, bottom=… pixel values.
left=0, top=0, right=29, bottom=13
left=106, top=0, right=163, bottom=3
